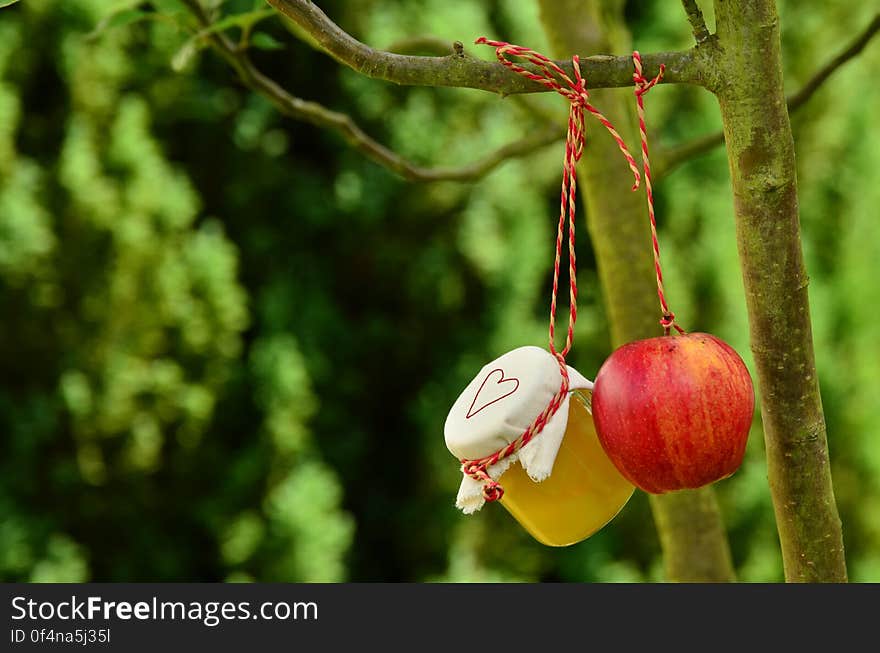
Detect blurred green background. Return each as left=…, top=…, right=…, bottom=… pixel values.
left=1, top=0, right=878, bottom=582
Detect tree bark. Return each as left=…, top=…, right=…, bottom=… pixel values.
left=538, top=0, right=735, bottom=582
left=712, top=0, right=847, bottom=582
left=267, top=0, right=706, bottom=92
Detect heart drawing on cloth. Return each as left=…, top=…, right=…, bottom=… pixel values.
left=466, top=368, right=520, bottom=419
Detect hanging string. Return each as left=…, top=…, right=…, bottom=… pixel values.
left=632, top=51, right=684, bottom=335
left=476, top=38, right=641, bottom=359
left=458, top=39, right=641, bottom=502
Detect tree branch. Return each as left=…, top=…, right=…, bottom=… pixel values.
left=714, top=0, right=847, bottom=582
left=266, top=0, right=707, bottom=92
left=681, top=0, right=711, bottom=44
left=405, top=125, right=566, bottom=181
left=657, top=11, right=880, bottom=178
left=181, top=0, right=563, bottom=182
left=656, top=131, right=724, bottom=178
left=787, top=12, right=880, bottom=109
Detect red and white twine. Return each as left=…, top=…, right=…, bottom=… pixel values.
left=632, top=51, right=683, bottom=335
left=459, top=39, right=643, bottom=502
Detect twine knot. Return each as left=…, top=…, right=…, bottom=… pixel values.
left=461, top=461, right=505, bottom=502
left=660, top=313, right=685, bottom=335
left=482, top=481, right=504, bottom=502
left=632, top=51, right=666, bottom=96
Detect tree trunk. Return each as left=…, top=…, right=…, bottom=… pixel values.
left=712, top=0, right=847, bottom=582
left=538, top=0, right=736, bottom=582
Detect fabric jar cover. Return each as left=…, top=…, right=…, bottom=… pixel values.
left=445, top=346, right=593, bottom=514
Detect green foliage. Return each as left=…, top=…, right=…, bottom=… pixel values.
left=0, top=0, right=349, bottom=582
left=2, top=0, right=878, bottom=582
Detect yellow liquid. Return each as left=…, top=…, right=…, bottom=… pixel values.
left=499, top=393, right=634, bottom=546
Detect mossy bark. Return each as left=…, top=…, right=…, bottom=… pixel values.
left=538, top=0, right=736, bottom=582
left=712, top=0, right=847, bottom=582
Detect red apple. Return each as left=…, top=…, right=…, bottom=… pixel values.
left=592, top=332, right=754, bottom=494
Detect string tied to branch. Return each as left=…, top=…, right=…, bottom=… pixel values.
left=632, top=51, right=685, bottom=336
left=458, top=39, right=642, bottom=502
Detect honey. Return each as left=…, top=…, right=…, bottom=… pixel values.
left=498, top=392, right=634, bottom=546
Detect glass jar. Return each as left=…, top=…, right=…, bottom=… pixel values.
left=445, top=346, right=633, bottom=546
left=498, top=391, right=633, bottom=546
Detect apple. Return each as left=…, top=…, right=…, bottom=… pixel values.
left=591, top=332, right=754, bottom=494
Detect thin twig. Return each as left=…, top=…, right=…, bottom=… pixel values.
left=787, top=12, right=880, bottom=109
left=657, top=11, right=880, bottom=178
left=680, top=0, right=711, bottom=44
left=266, top=0, right=706, bottom=92
left=655, top=131, right=724, bottom=178
left=180, top=0, right=563, bottom=182
left=397, top=125, right=565, bottom=181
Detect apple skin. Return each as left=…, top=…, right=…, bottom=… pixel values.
left=592, top=332, right=755, bottom=494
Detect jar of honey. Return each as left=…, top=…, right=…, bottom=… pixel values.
left=445, top=346, right=633, bottom=546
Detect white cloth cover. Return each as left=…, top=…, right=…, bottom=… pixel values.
left=444, top=346, right=593, bottom=514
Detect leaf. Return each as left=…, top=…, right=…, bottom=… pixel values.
left=171, top=38, right=200, bottom=72
left=0, top=0, right=21, bottom=8
left=249, top=32, right=285, bottom=51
